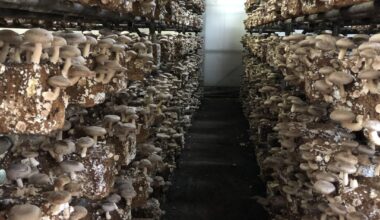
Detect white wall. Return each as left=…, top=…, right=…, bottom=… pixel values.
left=203, top=0, right=246, bottom=87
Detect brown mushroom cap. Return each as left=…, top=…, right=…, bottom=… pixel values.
left=83, top=126, right=107, bottom=137
left=335, top=152, right=358, bottom=165
left=24, top=28, right=53, bottom=44
left=319, top=66, right=335, bottom=75
left=283, top=33, right=305, bottom=42
left=328, top=71, right=353, bottom=85
left=0, top=30, right=20, bottom=43
left=70, top=206, right=88, bottom=220
left=330, top=109, right=355, bottom=122
left=346, top=211, right=369, bottom=220
left=68, top=65, right=95, bottom=78
left=315, top=171, right=338, bottom=182
left=358, top=42, right=380, bottom=52
left=60, top=160, right=85, bottom=173
left=76, top=137, right=95, bottom=149
left=329, top=203, right=347, bottom=216
left=48, top=75, right=72, bottom=88
left=9, top=204, right=41, bottom=220
left=64, top=32, right=86, bottom=46
left=28, top=173, right=51, bottom=186
left=6, top=163, right=31, bottom=181
left=358, top=69, right=380, bottom=80
left=85, top=36, right=97, bottom=45
left=52, top=36, right=67, bottom=47
left=60, top=45, right=81, bottom=59
left=336, top=38, right=355, bottom=49
left=314, top=80, right=332, bottom=94
left=313, top=180, right=336, bottom=194
left=46, top=190, right=72, bottom=205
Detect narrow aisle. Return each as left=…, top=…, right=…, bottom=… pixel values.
left=164, top=87, right=268, bottom=220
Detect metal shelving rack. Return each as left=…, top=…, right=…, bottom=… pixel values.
left=0, top=0, right=203, bottom=33
left=247, top=1, right=380, bottom=35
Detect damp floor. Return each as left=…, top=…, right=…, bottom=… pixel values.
left=163, top=87, right=268, bottom=220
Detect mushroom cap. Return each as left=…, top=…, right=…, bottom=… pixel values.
left=98, top=38, right=115, bottom=49
left=48, top=75, right=72, bottom=88
left=118, top=35, right=132, bottom=44
left=283, top=33, right=305, bottom=42
left=358, top=42, right=380, bottom=52
left=319, top=66, right=335, bottom=75
left=107, top=194, right=122, bottom=203
left=9, top=204, right=41, bottom=220
left=68, top=65, right=95, bottom=78
left=102, top=202, right=117, bottom=212
left=313, top=180, right=336, bottom=194
left=21, top=151, right=39, bottom=158
left=105, top=114, right=121, bottom=122
left=363, top=120, right=380, bottom=131
left=314, top=80, right=332, bottom=94
left=315, top=38, right=336, bottom=51
left=24, top=28, right=53, bottom=44
left=327, top=71, right=353, bottom=85
left=335, top=152, right=358, bottom=165
left=105, top=60, right=127, bottom=71
left=70, top=206, right=88, bottom=220
left=315, top=171, right=338, bottom=182
left=359, top=48, right=377, bottom=58
left=353, top=34, right=369, bottom=44
left=46, top=190, right=72, bottom=205
left=335, top=161, right=357, bottom=173
left=0, top=135, right=12, bottom=155
left=64, top=32, right=86, bottom=46
left=346, top=212, right=369, bottom=220
left=83, top=126, right=107, bottom=137
left=60, top=160, right=85, bottom=173
left=0, top=30, right=21, bottom=43
left=111, top=44, right=126, bottom=52
left=298, top=38, right=316, bottom=47
left=85, top=36, right=97, bottom=45
left=133, top=42, right=147, bottom=50
left=28, top=173, right=51, bottom=186
left=76, top=137, right=95, bottom=149
left=369, top=33, right=380, bottom=43
left=358, top=69, right=380, bottom=80
left=330, top=109, right=355, bottom=122
left=60, top=45, right=81, bottom=59
left=336, top=38, right=355, bottom=49
left=54, top=140, right=76, bottom=155
left=64, top=182, right=82, bottom=193
left=328, top=203, right=347, bottom=215
left=52, top=36, right=67, bottom=47
left=7, top=163, right=31, bottom=180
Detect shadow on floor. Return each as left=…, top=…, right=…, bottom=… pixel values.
left=162, top=87, right=268, bottom=220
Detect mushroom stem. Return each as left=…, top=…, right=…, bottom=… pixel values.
left=69, top=76, right=81, bottom=86
left=102, top=71, right=116, bottom=84
left=29, top=158, right=40, bottom=167
left=341, top=115, right=364, bottom=131
left=57, top=131, right=63, bottom=141
left=63, top=205, right=70, bottom=219
left=338, top=48, right=347, bottom=60
left=50, top=46, right=60, bottom=64
left=70, top=171, right=77, bottom=180
left=368, top=79, right=379, bottom=94
left=365, top=58, right=374, bottom=70
left=320, top=213, right=327, bottom=220
left=81, top=147, right=88, bottom=158
left=368, top=129, right=380, bottom=145
left=350, top=179, right=358, bottom=189
left=13, top=48, right=21, bottom=63
left=82, top=43, right=91, bottom=58
left=105, top=211, right=111, bottom=220
left=95, top=73, right=105, bottom=83
left=31, top=42, right=43, bottom=64
left=42, top=87, right=61, bottom=102
left=338, top=85, right=346, bottom=98
left=16, top=178, right=24, bottom=188
left=62, top=58, right=72, bottom=77
left=0, top=43, right=10, bottom=63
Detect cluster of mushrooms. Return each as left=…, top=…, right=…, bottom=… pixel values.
left=244, top=0, right=370, bottom=29
left=69, top=0, right=204, bottom=29
left=241, top=32, right=380, bottom=219
left=0, top=27, right=203, bottom=220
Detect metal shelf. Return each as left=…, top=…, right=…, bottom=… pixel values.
left=0, top=0, right=202, bottom=32
left=247, top=1, right=380, bottom=34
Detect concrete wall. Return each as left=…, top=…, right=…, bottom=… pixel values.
left=203, top=0, right=246, bottom=87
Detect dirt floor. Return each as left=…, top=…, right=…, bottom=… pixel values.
left=163, top=87, right=268, bottom=220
